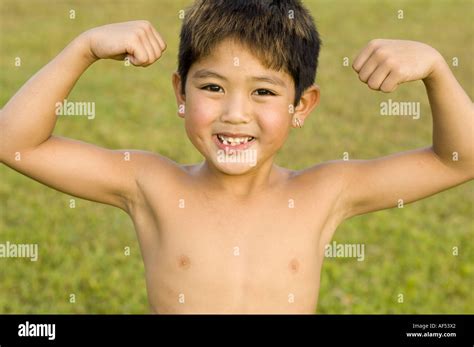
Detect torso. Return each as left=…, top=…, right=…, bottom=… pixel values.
left=128, top=161, right=344, bottom=313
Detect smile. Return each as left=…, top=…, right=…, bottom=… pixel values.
left=213, top=133, right=256, bottom=150
left=217, top=134, right=254, bottom=145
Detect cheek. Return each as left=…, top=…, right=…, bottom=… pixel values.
left=256, top=103, right=291, bottom=143
left=184, top=96, right=216, bottom=138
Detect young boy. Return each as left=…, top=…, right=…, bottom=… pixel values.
left=1, top=0, right=472, bottom=313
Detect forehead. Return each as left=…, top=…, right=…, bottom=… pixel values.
left=190, top=38, right=293, bottom=84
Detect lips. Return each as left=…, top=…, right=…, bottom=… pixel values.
left=213, top=133, right=256, bottom=151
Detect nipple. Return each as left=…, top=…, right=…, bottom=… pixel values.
left=289, top=258, right=300, bottom=274
left=178, top=255, right=191, bottom=270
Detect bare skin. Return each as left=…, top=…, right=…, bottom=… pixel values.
left=1, top=21, right=472, bottom=313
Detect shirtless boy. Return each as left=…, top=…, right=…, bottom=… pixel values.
left=1, top=0, right=472, bottom=313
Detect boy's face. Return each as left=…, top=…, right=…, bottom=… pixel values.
left=174, top=39, right=297, bottom=175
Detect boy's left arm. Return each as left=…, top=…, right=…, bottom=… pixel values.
left=337, top=39, right=473, bottom=220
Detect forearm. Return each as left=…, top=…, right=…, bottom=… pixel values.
left=424, top=58, right=474, bottom=174
left=0, top=33, right=96, bottom=160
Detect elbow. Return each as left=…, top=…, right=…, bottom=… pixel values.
left=432, top=147, right=474, bottom=180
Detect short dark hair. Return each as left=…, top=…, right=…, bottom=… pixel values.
left=178, top=0, right=321, bottom=105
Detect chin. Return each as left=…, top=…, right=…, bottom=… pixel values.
left=196, top=134, right=264, bottom=175
left=208, top=147, right=259, bottom=175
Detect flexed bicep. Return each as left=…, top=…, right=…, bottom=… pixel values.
left=338, top=147, right=472, bottom=220
left=2, top=136, right=140, bottom=211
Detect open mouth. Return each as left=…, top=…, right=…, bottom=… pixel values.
left=213, top=133, right=256, bottom=150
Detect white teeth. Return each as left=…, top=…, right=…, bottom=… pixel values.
left=217, top=134, right=253, bottom=146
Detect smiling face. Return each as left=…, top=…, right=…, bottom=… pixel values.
left=173, top=39, right=300, bottom=175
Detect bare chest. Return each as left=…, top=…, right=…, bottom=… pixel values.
left=130, top=186, right=338, bottom=312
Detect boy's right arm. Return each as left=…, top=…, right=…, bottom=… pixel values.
left=0, top=21, right=167, bottom=212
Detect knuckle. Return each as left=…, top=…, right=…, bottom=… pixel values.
left=132, top=25, right=146, bottom=37
left=391, top=66, right=403, bottom=77
left=381, top=82, right=393, bottom=93
left=130, top=31, right=141, bottom=42
left=368, top=80, right=377, bottom=89
left=384, top=57, right=396, bottom=67
left=139, top=20, right=152, bottom=28
left=374, top=48, right=388, bottom=59
left=368, top=39, right=380, bottom=48
left=136, top=52, right=147, bottom=62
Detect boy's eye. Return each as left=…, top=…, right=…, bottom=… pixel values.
left=253, top=89, right=276, bottom=96
left=201, top=84, right=223, bottom=93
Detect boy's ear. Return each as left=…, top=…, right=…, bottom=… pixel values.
left=172, top=72, right=186, bottom=118
left=293, top=85, right=320, bottom=126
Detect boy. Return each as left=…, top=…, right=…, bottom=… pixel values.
left=0, top=0, right=472, bottom=313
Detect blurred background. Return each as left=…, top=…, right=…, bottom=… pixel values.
left=0, top=0, right=472, bottom=313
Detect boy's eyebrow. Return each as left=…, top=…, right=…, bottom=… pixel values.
left=192, top=69, right=228, bottom=81
left=192, top=69, right=286, bottom=87
left=250, top=76, right=286, bottom=87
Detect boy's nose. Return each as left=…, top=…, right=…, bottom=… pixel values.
left=220, top=93, right=252, bottom=124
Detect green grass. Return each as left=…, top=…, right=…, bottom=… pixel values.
left=0, top=0, right=472, bottom=313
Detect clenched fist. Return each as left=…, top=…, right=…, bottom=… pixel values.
left=82, top=20, right=166, bottom=67
left=352, top=39, right=444, bottom=92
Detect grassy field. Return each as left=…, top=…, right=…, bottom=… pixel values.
left=0, top=0, right=472, bottom=313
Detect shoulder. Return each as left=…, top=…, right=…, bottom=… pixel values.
left=289, top=160, right=349, bottom=189
left=287, top=160, right=351, bottom=221
left=122, top=150, right=193, bottom=209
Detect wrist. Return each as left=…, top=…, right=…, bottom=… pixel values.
left=423, top=52, right=448, bottom=85
left=71, top=31, right=99, bottom=65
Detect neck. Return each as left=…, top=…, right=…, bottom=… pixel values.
left=197, top=157, right=283, bottom=198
